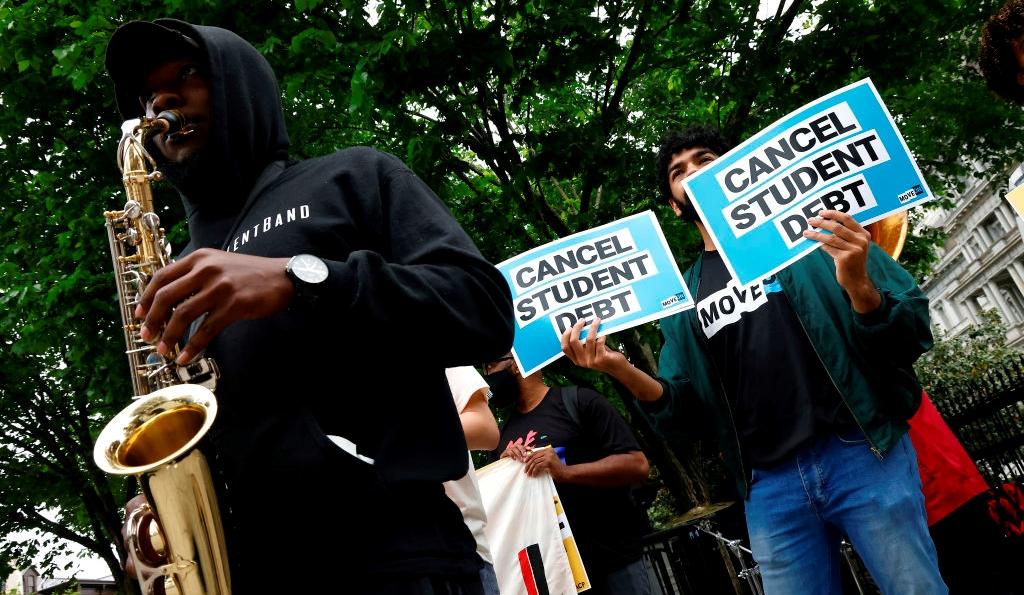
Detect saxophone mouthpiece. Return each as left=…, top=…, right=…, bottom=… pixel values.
left=147, top=110, right=194, bottom=144
left=154, top=110, right=186, bottom=135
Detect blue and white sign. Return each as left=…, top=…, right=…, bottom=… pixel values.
left=497, top=211, right=692, bottom=377
left=683, top=78, right=933, bottom=286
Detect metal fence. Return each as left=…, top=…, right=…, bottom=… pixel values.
left=641, top=522, right=877, bottom=595
left=932, top=354, right=1024, bottom=485
left=643, top=522, right=755, bottom=595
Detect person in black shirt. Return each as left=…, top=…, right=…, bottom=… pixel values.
left=693, top=252, right=854, bottom=470
left=482, top=354, right=656, bottom=595
left=103, top=19, right=513, bottom=594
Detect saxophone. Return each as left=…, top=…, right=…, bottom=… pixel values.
left=93, top=111, right=232, bottom=595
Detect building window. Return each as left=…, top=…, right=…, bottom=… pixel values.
left=931, top=307, right=947, bottom=332
left=966, top=235, right=984, bottom=259
left=968, top=290, right=991, bottom=319
left=948, top=253, right=966, bottom=274
left=996, top=274, right=1024, bottom=324
left=980, top=214, right=1006, bottom=246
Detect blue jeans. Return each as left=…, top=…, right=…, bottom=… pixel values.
left=592, top=557, right=662, bottom=595
left=745, top=430, right=948, bottom=595
left=478, top=560, right=500, bottom=595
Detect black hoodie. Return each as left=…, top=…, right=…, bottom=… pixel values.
left=108, top=20, right=514, bottom=587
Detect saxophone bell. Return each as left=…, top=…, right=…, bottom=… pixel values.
left=95, top=384, right=231, bottom=595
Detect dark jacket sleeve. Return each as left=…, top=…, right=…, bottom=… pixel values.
left=320, top=150, right=514, bottom=365
left=637, top=316, right=711, bottom=441
left=851, top=244, right=933, bottom=367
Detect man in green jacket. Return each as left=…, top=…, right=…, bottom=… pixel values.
left=562, top=126, right=947, bottom=594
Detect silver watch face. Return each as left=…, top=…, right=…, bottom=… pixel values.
left=290, top=254, right=329, bottom=284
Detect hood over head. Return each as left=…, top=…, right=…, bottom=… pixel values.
left=106, top=19, right=290, bottom=248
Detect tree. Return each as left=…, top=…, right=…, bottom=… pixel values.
left=2, top=0, right=1023, bottom=590
left=915, top=308, right=1021, bottom=403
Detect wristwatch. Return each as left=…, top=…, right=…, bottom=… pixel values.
left=285, top=254, right=329, bottom=305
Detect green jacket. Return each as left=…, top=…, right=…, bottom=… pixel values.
left=644, top=245, right=933, bottom=498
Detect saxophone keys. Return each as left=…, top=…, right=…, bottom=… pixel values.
left=123, top=200, right=142, bottom=220
left=142, top=212, right=161, bottom=232
left=119, top=228, right=141, bottom=246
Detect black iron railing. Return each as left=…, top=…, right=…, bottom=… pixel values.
left=643, top=522, right=750, bottom=595
left=931, top=354, right=1024, bottom=485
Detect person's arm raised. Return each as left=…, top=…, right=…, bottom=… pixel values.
left=560, top=318, right=664, bottom=403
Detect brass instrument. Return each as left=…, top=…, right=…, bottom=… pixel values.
left=867, top=211, right=909, bottom=260
left=93, top=111, right=231, bottom=595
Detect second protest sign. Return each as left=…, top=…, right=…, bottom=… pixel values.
left=497, top=211, right=692, bottom=377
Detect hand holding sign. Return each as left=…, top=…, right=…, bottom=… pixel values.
left=560, top=318, right=626, bottom=374
left=803, top=210, right=881, bottom=314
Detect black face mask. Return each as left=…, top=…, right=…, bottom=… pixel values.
left=483, top=368, right=519, bottom=409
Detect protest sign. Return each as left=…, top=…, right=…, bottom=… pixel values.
left=683, top=78, right=933, bottom=286
left=496, top=211, right=692, bottom=377
left=1007, top=184, right=1024, bottom=220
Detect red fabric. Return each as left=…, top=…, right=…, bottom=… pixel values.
left=987, top=482, right=1024, bottom=537
left=908, top=391, right=989, bottom=526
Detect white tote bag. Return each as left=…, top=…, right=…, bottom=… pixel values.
left=477, top=456, right=590, bottom=594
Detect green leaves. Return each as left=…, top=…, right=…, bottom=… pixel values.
left=294, top=0, right=325, bottom=12
left=2, top=0, right=1023, bottom=581
left=916, top=309, right=1018, bottom=404
left=288, top=26, right=339, bottom=54
left=349, top=63, right=370, bottom=114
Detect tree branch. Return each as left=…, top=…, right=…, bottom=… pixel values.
left=21, top=508, right=108, bottom=556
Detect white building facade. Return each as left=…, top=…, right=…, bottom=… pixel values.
left=921, top=165, right=1024, bottom=348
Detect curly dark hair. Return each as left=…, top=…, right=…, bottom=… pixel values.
left=654, top=126, right=733, bottom=201
left=981, top=0, right=1024, bottom=104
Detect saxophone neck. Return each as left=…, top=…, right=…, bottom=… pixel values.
left=117, top=109, right=186, bottom=183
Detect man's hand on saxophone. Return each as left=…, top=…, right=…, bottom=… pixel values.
left=136, top=248, right=295, bottom=364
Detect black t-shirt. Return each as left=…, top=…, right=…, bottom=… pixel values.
left=493, top=386, right=649, bottom=573
left=695, top=250, right=850, bottom=469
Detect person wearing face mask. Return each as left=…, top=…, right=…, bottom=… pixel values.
left=481, top=354, right=656, bottom=595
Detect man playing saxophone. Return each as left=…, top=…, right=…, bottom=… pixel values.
left=103, top=19, right=513, bottom=594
